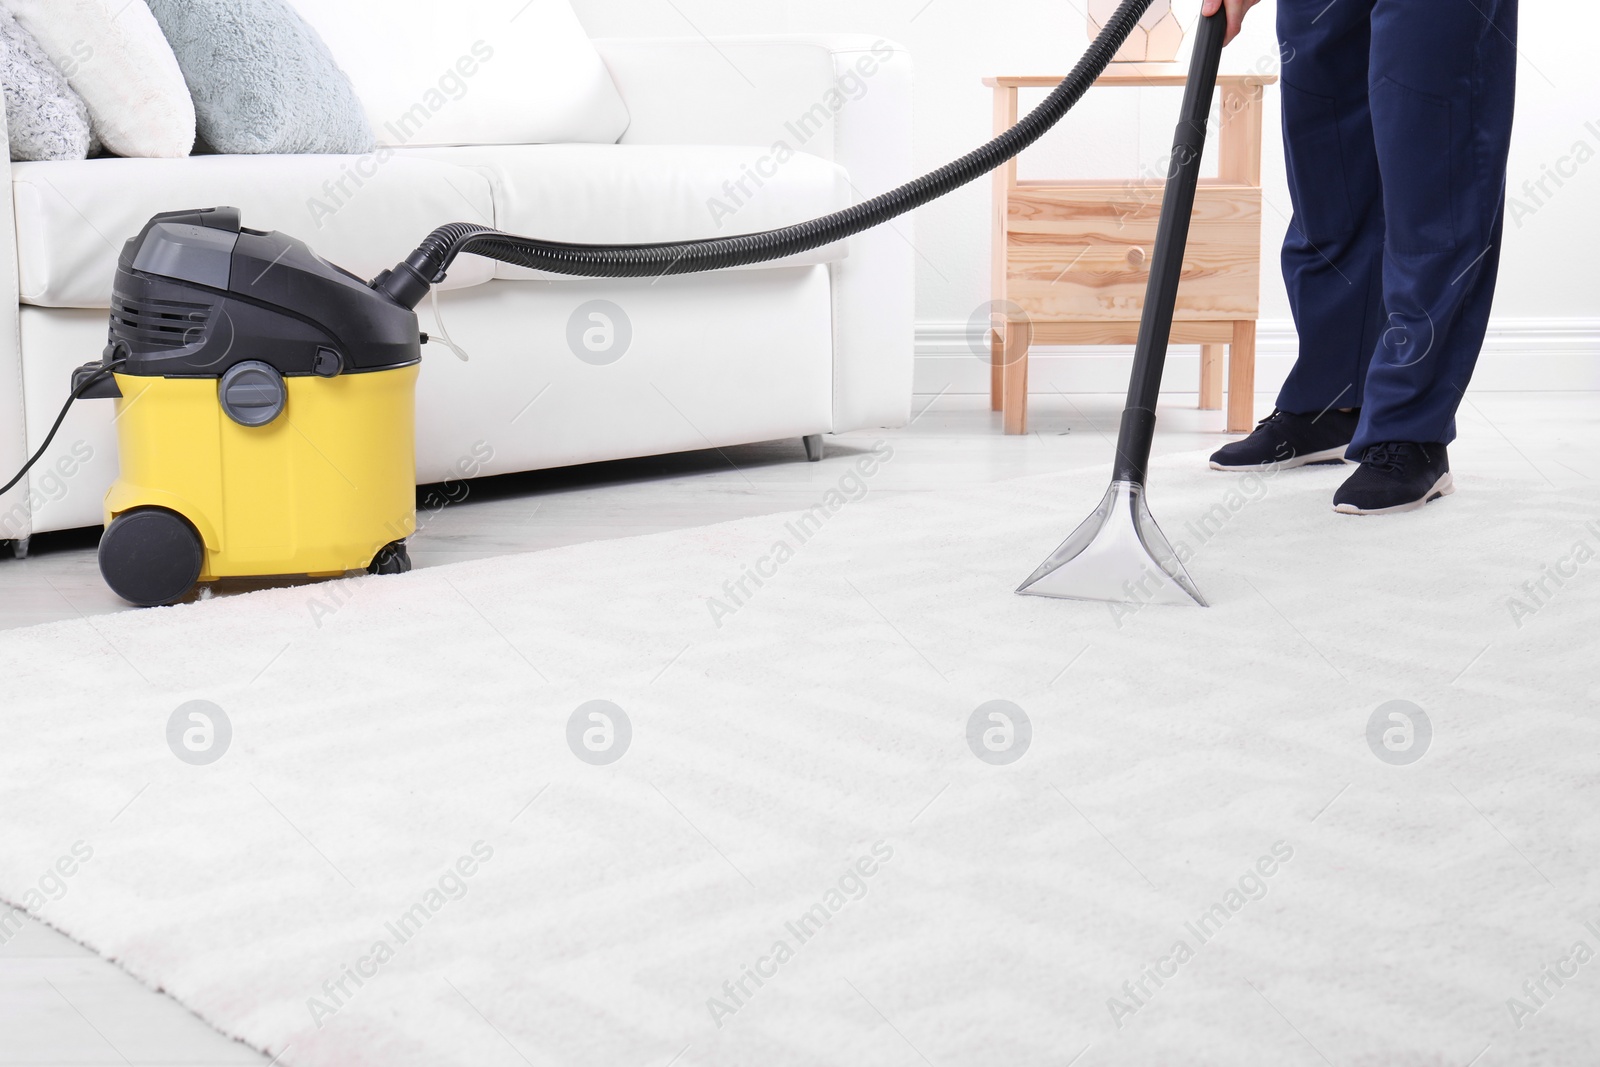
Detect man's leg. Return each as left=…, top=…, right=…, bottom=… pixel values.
left=1351, top=0, right=1519, bottom=452
left=1208, top=0, right=1382, bottom=472
left=1274, top=0, right=1385, bottom=417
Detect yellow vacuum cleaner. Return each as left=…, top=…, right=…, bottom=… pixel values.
left=71, top=207, right=420, bottom=606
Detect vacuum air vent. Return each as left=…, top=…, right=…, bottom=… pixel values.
left=109, top=298, right=212, bottom=351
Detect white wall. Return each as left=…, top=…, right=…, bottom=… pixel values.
left=573, top=1, right=1600, bottom=391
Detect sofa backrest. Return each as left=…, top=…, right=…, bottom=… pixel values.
left=286, top=0, right=629, bottom=148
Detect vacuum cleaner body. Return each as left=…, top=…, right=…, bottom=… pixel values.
left=77, top=207, right=421, bottom=606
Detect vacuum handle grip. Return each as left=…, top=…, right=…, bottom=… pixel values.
left=1112, top=10, right=1228, bottom=485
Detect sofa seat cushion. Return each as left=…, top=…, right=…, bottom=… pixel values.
left=12, top=154, right=498, bottom=309
left=400, top=144, right=853, bottom=281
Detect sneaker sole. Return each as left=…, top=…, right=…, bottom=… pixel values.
left=1209, top=445, right=1351, bottom=472
left=1333, top=472, right=1456, bottom=516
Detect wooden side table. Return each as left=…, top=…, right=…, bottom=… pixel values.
left=986, top=65, right=1277, bottom=434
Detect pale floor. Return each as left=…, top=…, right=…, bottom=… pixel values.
left=2, top=390, right=1595, bottom=1064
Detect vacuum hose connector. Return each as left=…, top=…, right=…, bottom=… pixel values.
left=372, top=0, right=1156, bottom=301
left=371, top=250, right=439, bottom=311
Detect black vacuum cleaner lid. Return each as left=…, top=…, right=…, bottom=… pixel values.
left=108, top=207, right=422, bottom=379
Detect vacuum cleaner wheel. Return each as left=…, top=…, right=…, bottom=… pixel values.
left=99, top=507, right=205, bottom=607
left=367, top=541, right=412, bottom=576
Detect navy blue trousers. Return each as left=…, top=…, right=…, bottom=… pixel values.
left=1274, top=0, right=1519, bottom=453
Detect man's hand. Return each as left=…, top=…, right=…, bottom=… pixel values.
left=1200, top=0, right=1261, bottom=46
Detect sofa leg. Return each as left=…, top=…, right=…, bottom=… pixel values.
left=11, top=537, right=29, bottom=560
left=802, top=434, right=825, bottom=462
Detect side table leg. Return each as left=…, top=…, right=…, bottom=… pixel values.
left=991, top=329, right=1004, bottom=411
left=1002, top=319, right=1030, bottom=435
left=1200, top=343, right=1225, bottom=411
left=1227, top=320, right=1257, bottom=434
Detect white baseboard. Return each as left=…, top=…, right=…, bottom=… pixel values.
left=914, top=317, right=1600, bottom=396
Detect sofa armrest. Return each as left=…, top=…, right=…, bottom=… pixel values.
left=595, top=35, right=917, bottom=430
left=0, top=106, right=28, bottom=543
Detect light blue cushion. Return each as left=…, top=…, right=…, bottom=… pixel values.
left=143, top=0, right=374, bottom=155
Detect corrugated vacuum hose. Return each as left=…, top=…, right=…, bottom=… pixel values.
left=369, top=0, right=1159, bottom=307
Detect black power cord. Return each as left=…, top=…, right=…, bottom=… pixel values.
left=0, top=360, right=127, bottom=500
left=372, top=0, right=1156, bottom=306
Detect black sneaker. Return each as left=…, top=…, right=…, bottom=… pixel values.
left=1209, top=408, right=1359, bottom=471
left=1333, top=442, right=1454, bottom=515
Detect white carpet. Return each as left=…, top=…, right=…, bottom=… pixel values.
left=2, top=450, right=1598, bottom=1067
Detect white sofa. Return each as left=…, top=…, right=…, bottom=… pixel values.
left=0, top=11, right=915, bottom=552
